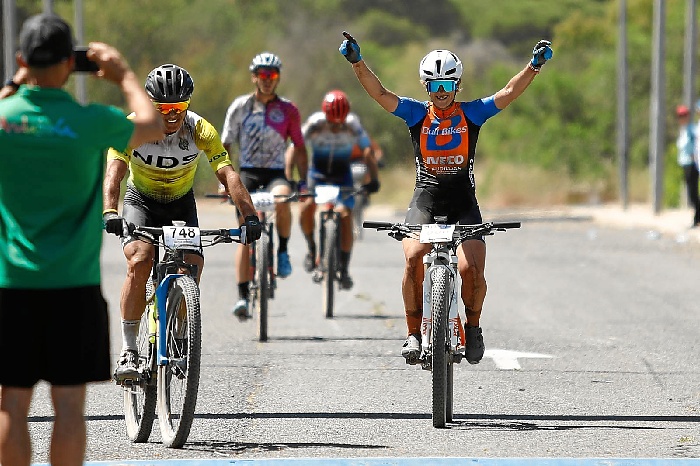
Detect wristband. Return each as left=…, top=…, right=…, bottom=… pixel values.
left=528, top=62, right=541, bottom=73
left=4, top=79, right=19, bottom=90
left=102, top=209, right=118, bottom=215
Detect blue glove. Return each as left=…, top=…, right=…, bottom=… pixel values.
left=530, top=40, right=553, bottom=71
left=103, top=211, right=127, bottom=236
left=339, top=31, right=362, bottom=64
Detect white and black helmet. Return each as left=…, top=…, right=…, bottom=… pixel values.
left=419, top=50, right=463, bottom=81
left=249, top=52, right=282, bottom=72
left=145, top=64, right=194, bottom=103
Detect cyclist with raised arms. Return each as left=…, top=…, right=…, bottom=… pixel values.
left=221, top=52, right=308, bottom=318
left=339, top=32, right=553, bottom=364
left=296, top=90, right=380, bottom=289
left=104, top=64, right=261, bottom=381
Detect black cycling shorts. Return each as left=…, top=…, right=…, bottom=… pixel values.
left=122, top=185, right=203, bottom=256
left=0, top=286, right=111, bottom=387
left=237, top=168, right=290, bottom=217
left=405, top=186, right=485, bottom=242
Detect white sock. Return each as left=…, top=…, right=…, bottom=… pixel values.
left=121, top=319, right=140, bottom=351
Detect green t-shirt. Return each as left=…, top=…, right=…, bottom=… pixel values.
left=0, top=86, right=134, bottom=288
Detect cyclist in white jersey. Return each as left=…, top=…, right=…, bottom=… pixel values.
left=103, top=64, right=260, bottom=381
left=221, top=52, right=308, bottom=318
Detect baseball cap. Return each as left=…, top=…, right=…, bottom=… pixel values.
left=676, top=105, right=690, bottom=117
left=19, top=14, right=74, bottom=67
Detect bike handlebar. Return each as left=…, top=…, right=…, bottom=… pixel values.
left=109, top=223, right=244, bottom=246
left=362, top=220, right=521, bottom=242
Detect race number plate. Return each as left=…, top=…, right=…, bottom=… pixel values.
left=420, top=224, right=455, bottom=243
left=314, top=185, right=341, bottom=204
left=250, top=192, right=276, bottom=212
left=163, top=225, right=202, bottom=250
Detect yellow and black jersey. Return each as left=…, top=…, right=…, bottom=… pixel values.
left=108, top=111, right=231, bottom=203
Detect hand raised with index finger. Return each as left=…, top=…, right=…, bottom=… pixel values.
left=339, top=31, right=362, bottom=64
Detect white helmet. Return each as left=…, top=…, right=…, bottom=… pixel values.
left=419, top=50, right=463, bottom=81
left=249, top=52, right=282, bottom=72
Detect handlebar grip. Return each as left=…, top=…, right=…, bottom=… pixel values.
left=362, top=221, right=393, bottom=229
left=492, top=222, right=521, bottom=229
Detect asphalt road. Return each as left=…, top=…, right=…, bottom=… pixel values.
left=25, top=200, right=700, bottom=462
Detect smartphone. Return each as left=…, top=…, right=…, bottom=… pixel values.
left=73, top=47, right=99, bottom=73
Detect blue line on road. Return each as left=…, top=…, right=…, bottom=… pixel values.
left=34, top=458, right=700, bottom=466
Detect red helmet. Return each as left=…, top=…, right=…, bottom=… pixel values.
left=322, top=90, right=350, bottom=124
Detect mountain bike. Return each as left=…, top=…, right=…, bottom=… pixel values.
left=108, top=221, right=244, bottom=448
left=312, top=185, right=363, bottom=318
left=207, top=190, right=308, bottom=341
left=363, top=218, right=520, bottom=428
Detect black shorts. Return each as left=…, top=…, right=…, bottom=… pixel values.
left=405, top=186, right=485, bottom=242
left=238, top=168, right=290, bottom=217
left=0, top=286, right=111, bottom=387
left=122, top=185, right=203, bottom=256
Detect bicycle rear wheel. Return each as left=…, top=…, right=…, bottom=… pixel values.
left=157, top=275, right=202, bottom=448
left=430, top=266, right=452, bottom=428
left=322, top=217, right=338, bottom=318
left=255, top=230, right=271, bottom=342
left=123, top=279, right=157, bottom=442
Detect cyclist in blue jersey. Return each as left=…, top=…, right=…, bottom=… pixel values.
left=296, top=90, right=380, bottom=289
left=340, top=31, right=553, bottom=364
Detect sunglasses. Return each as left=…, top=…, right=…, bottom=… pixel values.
left=153, top=100, right=190, bottom=115
left=256, top=69, right=280, bottom=80
left=425, top=79, right=458, bottom=93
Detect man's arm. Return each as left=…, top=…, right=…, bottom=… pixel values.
left=340, top=33, right=399, bottom=113
left=350, top=61, right=399, bottom=114
left=493, top=39, right=553, bottom=110
left=87, top=42, right=163, bottom=147
left=216, top=165, right=256, bottom=218
left=492, top=65, right=538, bottom=110
left=363, top=146, right=379, bottom=182
left=290, top=144, right=308, bottom=183
left=103, top=158, right=128, bottom=212
left=0, top=66, right=28, bottom=99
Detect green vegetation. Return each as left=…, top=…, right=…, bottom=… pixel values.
left=9, top=0, right=697, bottom=207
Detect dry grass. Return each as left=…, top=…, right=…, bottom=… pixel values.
left=373, top=161, right=651, bottom=210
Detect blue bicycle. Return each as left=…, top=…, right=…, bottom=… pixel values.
left=109, top=221, right=244, bottom=448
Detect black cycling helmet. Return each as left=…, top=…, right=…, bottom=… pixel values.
left=145, top=64, right=194, bottom=103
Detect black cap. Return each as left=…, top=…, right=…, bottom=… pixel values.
left=19, top=14, right=74, bottom=67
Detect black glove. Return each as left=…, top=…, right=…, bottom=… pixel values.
left=295, top=179, right=309, bottom=194
left=339, top=31, right=362, bottom=64
left=362, top=178, right=380, bottom=194
left=530, top=40, right=553, bottom=71
left=242, top=215, right=262, bottom=244
left=103, top=211, right=127, bottom=236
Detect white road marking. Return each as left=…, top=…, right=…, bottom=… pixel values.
left=484, top=348, right=554, bottom=370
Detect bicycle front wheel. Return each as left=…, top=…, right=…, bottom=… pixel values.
left=157, top=275, right=202, bottom=448
left=255, top=230, right=270, bottom=342
left=123, top=279, right=157, bottom=442
left=322, top=217, right=338, bottom=318
left=430, top=266, right=452, bottom=428
left=352, top=194, right=365, bottom=240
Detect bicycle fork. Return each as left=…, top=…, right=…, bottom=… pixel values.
left=420, top=253, right=462, bottom=367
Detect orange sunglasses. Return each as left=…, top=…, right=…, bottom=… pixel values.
left=256, top=69, right=280, bottom=80
left=153, top=100, right=190, bottom=115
